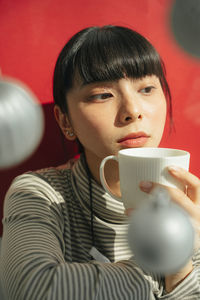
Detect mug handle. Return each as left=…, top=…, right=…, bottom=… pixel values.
left=99, top=155, right=122, bottom=202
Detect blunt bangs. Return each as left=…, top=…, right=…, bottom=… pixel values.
left=53, top=25, right=172, bottom=121
left=73, top=26, right=165, bottom=85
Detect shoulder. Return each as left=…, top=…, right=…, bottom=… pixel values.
left=3, top=157, right=81, bottom=218
left=8, top=166, right=69, bottom=196
left=4, top=164, right=74, bottom=215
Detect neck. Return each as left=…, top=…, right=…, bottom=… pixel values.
left=83, top=151, right=121, bottom=197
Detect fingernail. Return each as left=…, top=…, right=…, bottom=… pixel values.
left=125, top=208, right=134, bottom=217
left=168, top=166, right=180, bottom=173
left=140, top=181, right=153, bottom=192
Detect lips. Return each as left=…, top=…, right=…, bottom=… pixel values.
left=118, top=131, right=150, bottom=147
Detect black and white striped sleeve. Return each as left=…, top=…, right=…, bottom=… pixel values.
left=0, top=174, right=152, bottom=300
left=1, top=173, right=200, bottom=300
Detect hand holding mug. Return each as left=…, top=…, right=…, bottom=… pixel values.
left=100, top=147, right=190, bottom=209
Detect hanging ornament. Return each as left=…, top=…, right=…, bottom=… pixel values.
left=0, top=78, right=44, bottom=169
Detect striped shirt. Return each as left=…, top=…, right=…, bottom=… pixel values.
left=0, top=155, right=200, bottom=299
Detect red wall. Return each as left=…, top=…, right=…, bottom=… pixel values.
left=0, top=0, right=200, bottom=234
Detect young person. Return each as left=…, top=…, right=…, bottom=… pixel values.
left=1, top=25, right=200, bottom=299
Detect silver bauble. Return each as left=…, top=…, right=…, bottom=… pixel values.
left=0, top=78, right=44, bottom=169
left=128, top=188, right=195, bottom=274
left=170, top=0, right=200, bottom=58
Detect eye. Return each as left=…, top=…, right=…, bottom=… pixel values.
left=140, top=86, right=155, bottom=94
left=89, top=93, right=113, bottom=101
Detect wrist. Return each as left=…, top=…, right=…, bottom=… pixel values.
left=165, top=260, right=193, bottom=293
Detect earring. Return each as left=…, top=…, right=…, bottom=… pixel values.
left=66, top=130, right=74, bottom=137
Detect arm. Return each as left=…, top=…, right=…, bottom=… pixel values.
left=140, top=167, right=200, bottom=298
left=0, top=173, right=151, bottom=300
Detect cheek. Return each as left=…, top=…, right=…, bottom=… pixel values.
left=145, top=98, right=167, bottom=125
left=154, top=104, right=166, bottom=126
left=70, top=108, right=110, bottom=139
left=149, top=101, right=167, bottom=145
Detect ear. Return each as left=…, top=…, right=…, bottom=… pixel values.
left=54, top=105, right=76, bottom=141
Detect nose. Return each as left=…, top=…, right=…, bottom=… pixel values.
left=118, top=94, right=143, bottom=125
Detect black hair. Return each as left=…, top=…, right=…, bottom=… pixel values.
left=53, top=25, right=172, bottom=152
left=53, top=25, right=172, bottom=118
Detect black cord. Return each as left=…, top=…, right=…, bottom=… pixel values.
left=82, top=154, right=95, bottom=247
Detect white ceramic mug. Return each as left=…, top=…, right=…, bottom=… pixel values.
left=100, top=148, right=190, bottom=209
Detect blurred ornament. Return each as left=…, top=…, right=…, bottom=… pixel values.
left=170, top=0, right=200, bottom=58
left=0, top=78, right=44, bottom=169
left=128, top=187, right=195, bottom=274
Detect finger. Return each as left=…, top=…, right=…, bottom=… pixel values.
left=166, top=186, right=200, bottom=239
left=125, top=208, right=134, bottom=217
left=168, top=166, right=200, bottom=204
left=140, top=180, right=186, bottom=206
left=140, top=181, right=196, bottom=218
